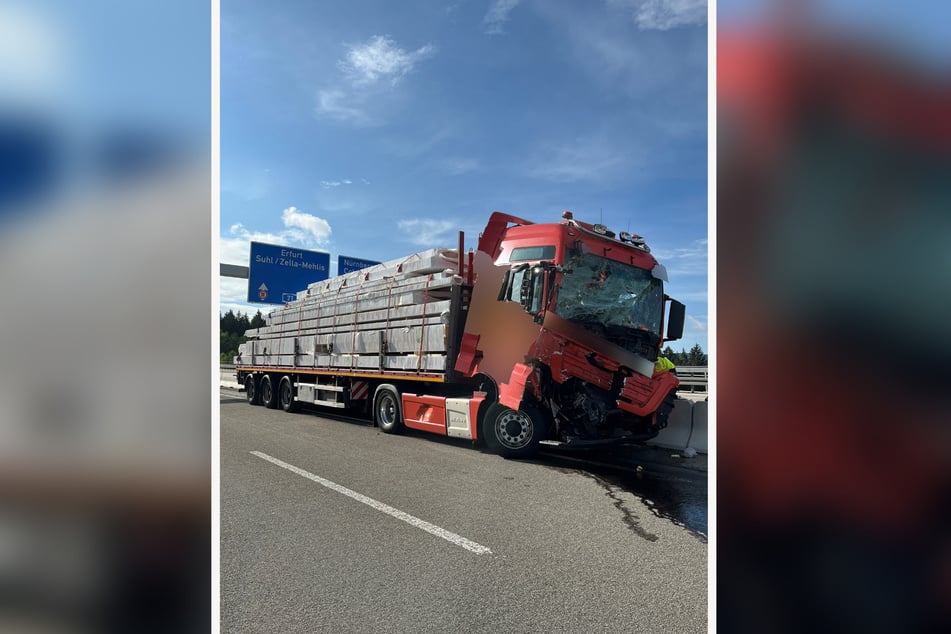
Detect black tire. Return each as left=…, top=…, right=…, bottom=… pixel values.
left=279, top=376, right=299, bottom=413
left=374, top=386, right=403, bottom=434
left=260, top=374, right=279, bottom=409
left=483, top=402, right=546, bottom=458
left=245, top=375, right=261, bottom=406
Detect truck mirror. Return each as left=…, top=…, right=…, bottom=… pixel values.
left=666, top=300, right=685, bottom=341
left=499, top=264, right=529, bottom=303
left=519, top=265, right=549, bottom=323
left=530, top=266, right=546, bottom=322
left=519, top=267, right=535, bottom=308
left=497, top=269, right=512, bottom=301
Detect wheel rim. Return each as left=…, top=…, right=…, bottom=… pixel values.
left=495, top=409, right=533, bottom=449
left=246, top=377, right=256, bottom=401
left=281, top=382, right=291, bottom=408
left=378, top=394, right=396, bottom=428
left=261, top=379, right=271, bottom=404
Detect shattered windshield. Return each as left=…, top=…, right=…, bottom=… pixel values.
left=555, top=252, right=663, bottom=336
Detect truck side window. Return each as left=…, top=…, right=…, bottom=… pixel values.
left=508, top=268, right=526, bottom=302
left=498, top=264, right=529, bottom=303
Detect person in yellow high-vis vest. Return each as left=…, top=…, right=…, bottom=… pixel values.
left=654, top=356, right=676, bottom=376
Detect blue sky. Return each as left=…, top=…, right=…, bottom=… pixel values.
left=719, top=0, right=951, bottom=64
left=220, top=0, right=708, bottom=353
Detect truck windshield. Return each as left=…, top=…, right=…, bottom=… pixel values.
left=554, top=252, right=663, bottom=336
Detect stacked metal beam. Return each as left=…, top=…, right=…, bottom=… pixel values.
left=236, top=248, right=461, bottom=374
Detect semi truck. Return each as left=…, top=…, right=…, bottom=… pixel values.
left=235, top=211, right=686, bottom=458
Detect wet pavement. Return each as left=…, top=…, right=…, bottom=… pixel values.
left=537, top=444, right=708, bottom=540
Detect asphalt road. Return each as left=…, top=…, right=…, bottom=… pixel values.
left=221, top=389, right=707, bottom=633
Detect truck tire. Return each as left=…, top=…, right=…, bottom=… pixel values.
left=279, top=376, right=298, bottom=413
left=245, top=375, right=261, bottom=406
left=483, top=402, right=545, bottom=458
left=374, top=386, right=403, bottom=434
left=260, top=374, right=279, bottom=409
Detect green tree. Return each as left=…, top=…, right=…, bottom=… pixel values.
left=220, top=309, right=257, bottom=363
left=221, top=309, right=238, bottom=335
left=687, top=343, right=707, bottom=366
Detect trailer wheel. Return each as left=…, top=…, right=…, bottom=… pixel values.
left=279, top=376, right=298, bottom=413
left=245, top=375, right=261, bottom=406
left=260, top=374, right=279, bottom=409
left=483, top=402, right=545, bottom=458
left=374, top=386, right=403, bottom=434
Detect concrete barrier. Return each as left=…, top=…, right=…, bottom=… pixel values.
left=688, top=400, right=708, bottom=454
left=649, top=398, right=694, bottom=451
left=220, top=366, right=240, bottom=389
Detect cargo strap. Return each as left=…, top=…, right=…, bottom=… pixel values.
left=416, top=274, right=432, bottom=371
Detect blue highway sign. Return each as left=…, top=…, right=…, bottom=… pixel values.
left=338, top=255, right=382, bottom=276
left=248, top=242, right=330, bottom=304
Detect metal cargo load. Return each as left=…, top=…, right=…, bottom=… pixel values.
left=235, top=248, right=470, bottom=378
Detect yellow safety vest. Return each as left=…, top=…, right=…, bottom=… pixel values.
left=654, top=356, right=675, bottom=375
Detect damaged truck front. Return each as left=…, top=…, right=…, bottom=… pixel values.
left=457, top=211, right=685, bottom=456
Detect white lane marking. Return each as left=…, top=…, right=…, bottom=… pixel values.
left=250, top=451, right=492, bottom=555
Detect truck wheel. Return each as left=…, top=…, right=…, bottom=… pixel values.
left=374, top=386, right=403, bottom=434
left=279, top=376, right=298, bottom=413
left=260, top=374, right=279, bottom=409
left=245, top=375, right=261, bottom=406
left=483, top=402, right=545, bottom=458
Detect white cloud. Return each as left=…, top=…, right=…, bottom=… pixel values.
left=221, top=206, right=332, bottom=268
left=317, top=35, right=434, bottom=126
left=320, top=179, right=354, bottom=189
left=484, top=0, right=522, bottom=35
left=534, top=2, right=706, bottom=112
left=652, top=239, right=707, bottom=261
left=219, top=277, right=263, bottom=316
left=608, top=0, right=707, bottom=31
left=398, top=218, right=457, bottom=246
left=221, top=226, right=291, bottom=265
left=339, top=35, right=434, bottom=86
left=650, top=238, right=707, bottom=277
left=317, top=88, right=372, bottom=125
left=380, top=123, right=456, bottom=159
left=281, top=206, right=332, bottom=245
left=529, top=136, right=629, bottom=182
left=686, top=315, right=706, bottom=332
left=673, top=289, right=708, bottom=303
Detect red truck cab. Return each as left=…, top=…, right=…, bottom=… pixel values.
left=456, top=211, right=686, bottom=455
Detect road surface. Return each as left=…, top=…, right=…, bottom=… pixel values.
left=220, top=389, right=707, bottom=633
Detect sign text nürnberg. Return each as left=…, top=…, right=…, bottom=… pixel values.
left=338, top=255, right=382, bottom=276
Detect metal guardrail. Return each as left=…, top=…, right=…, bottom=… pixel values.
left=675, top=366, right=708, bottom=391
left=220, top=364, right=707, bottom=390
